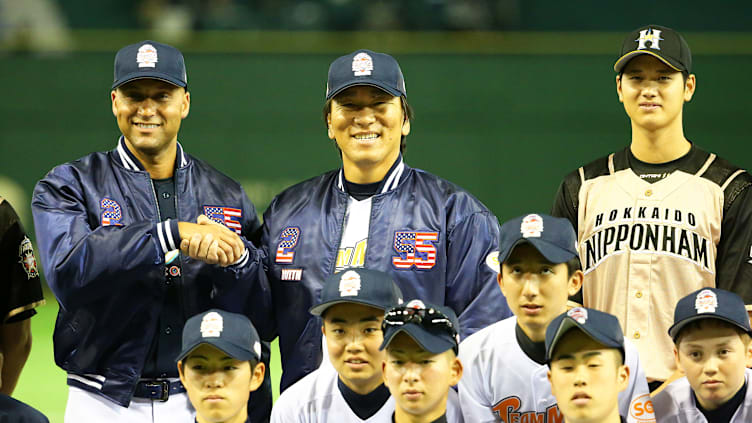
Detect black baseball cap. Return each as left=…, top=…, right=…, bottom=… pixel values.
left=380, top=300, right=460, bottom=355
left=310, top=268, right=404, bottom=316
left=668, top=288, right=752, bottom=342
left=176, top=309, right=261, bottom=362
left=325, top=49, right=407, bottom=100
left=497, top=213, right=578, bottom=267
left=613, top=25, right=692, bottom=73
left=112, top=40, right=188, bottom=89
left=546, top=307, right=625, bottom=364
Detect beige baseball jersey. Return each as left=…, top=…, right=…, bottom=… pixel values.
left=552, top=146, right=752, bottom=381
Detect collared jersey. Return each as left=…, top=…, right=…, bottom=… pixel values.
left=552, top=146, right=752, bottom=381
left=260, top=158, right=512, bottom=391
left=270, top=366, right=464, bottom=423
left=652, top=370, right=752, bottom=423
left=458, top=317, right=655, bottom=423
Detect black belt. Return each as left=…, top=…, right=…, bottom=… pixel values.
left=133, top=379, right=186, bottom=401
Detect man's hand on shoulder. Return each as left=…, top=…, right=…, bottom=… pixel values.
left=178, top=215, right=245, bottom=266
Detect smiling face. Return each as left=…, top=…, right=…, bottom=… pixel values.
left=499, top=243, right=583, bottom=342
left=674, top=320, right=752, bottom=411
left=111, top=78, right=190, bottom=158
left=178, top=344, right=264, bottom=423
left=382, top=333, right=462, bottom=423
left=616, top=54, right=695, bottom=133
left=327, top=85, right=410, bottom=183
left=322, top=303, right=386, bottom=395
left=547, top=331, right=629, bottom=423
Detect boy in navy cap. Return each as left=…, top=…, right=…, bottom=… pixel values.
left=457, top=214, right=652, bottom=422
left=258, top=48, right=510, bottom=395
left=546, top=308, right=633, bottom=423
left=381, top=300, right=464, bottom=423
left=270, top=268, right=405, bottom=422
left=177, top=309, right=265, bottom=423
left=652, top=288, right=752, bottom=422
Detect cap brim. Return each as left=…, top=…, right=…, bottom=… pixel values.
left=309, top=298, right=388, bottom=316
left=326, top=80, right=403, bottom=100
left=499, top=238, right=577, bottom=266
left=112, top=72, right=186, bottom=89
left=176, top=340, right=256, bottom=363
left=547, top=318, right=624, bottom=363
left=668, top=314, right=752, bottom=341
left=379, top=324, right=455, bottom=354
left=613, top=50, right=683, bottom=73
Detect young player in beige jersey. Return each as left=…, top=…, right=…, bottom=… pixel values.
left=552, top=24, right=752, bottom=389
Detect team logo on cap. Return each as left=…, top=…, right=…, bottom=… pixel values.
left=636, top=29, right=663, bottom=50
left=352, top=52, right=374, bottom=76
left=137, top=44, right=158, bottom=68
left=695, top=289, right=718, bottom=313
left=17, top=236, right=39, bottom=280
left=520, top=214, right=544, bottom=238
left=406, top=299, right=426, bottom=310
left=200, top=312, right=224, bottom=338
left=339, top=270, right=362, bottom=297
left=567, top=307, right=588, bottom=324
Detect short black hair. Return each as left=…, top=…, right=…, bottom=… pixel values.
left=618, top=69, right=689, bottom=83
left=566, top=256, right=581, bottom=278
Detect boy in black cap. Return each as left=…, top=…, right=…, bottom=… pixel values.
left=177, top=309, right=265, bottom=423
left=546, top=308, right=634, bottom=423
left=553, top=24, right=752, bottom=388
left=270, top=268, right=406, bottom=422
left=381, top=300, right=464, bottom=423
left=259, top=48, right=510, bottom=395
left=652, top=288, right=752, bottom=422
left=458, top=214, right=652, bottom=422
left=32, top=40, right=272, bottom=422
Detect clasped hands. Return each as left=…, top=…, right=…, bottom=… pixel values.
left=178, top=215, right=245, bottom=267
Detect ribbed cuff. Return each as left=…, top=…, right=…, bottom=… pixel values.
left=156, top=219, right=180, bottom=254
left=230, top=248, right=249, bottom=267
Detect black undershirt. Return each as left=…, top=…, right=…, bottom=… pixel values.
left=337, top=378, right=391, bottom=420
left=515, top=324, right=547, bottom=365
left=627, top=145, right=693, bottom=184
left=345, top=180, right=381, bottom=201
left=695, top=381, right=747, bottom=423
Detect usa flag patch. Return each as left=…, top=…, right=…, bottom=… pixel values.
left=392, top=231, right=439, bottom=270
left=204, top=206, right=242, bottom=234
left=276, top=226, right=301, bottom=264
left=100, top=198, right=124, bottom=226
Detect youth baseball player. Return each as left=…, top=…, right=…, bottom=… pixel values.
left=0, top=197, right=44, bottom=395
left=546, top=308, right=634, bottom=423
left=552, top=24, right=752, bottom=388
left=31, top=40, right=271, bottom=422
left=458, top=214, right=654, bottom=423
left=177, top=309, right=265, bottom=423
left=652, top=288, right=752, bottom=422
left=259, top=48, right=511, bottom=393
left=381, top=300, right=465, bottom=423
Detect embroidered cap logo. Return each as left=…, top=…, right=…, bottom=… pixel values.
left=695, top=289, right=718, bottom=314
left=200, top=312, right=224, bottom=338
left=567, top=307, right=588, bottom=324
left=137, top=44, right=158, bottom=68
left=520, top=214, right=544, bottom=238
left=352, top=52, right=374, bottom=76
left=636, top=29, right=663, bottom=50
left=339, top=270, right=362, bottom=297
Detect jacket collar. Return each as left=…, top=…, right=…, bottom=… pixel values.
left=115, top=136, right=188, bottom=172
left=337, top=154, right=406, bottom=195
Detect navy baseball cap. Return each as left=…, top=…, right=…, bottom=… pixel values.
left=614, top=25, right=692, bottom=73
left=497, top=213, right=578, bottom=267
left=668, top=288, right=752, bottom=341
left=380, top=300, right=460, bottom=355
left=546, top=307, right=625, bottom=364
left=325, top=49, right=406, bottom=100
left=310, top=268, right=404, bottom=316
left=112, top=40, right=188, bottom=89
left=176, top=309, right=261, bottom=362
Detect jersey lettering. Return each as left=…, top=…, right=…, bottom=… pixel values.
left=100, top=198, right=123, bottom=226
left=336, top=239, right=367, bottom=270
left=582, top=207, right=712, bottom=274
left=492, top=397, right=563, bottom=423
left=276, top=226, right=301, bottom=264
left=392, top=231, right=439, bottom=270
